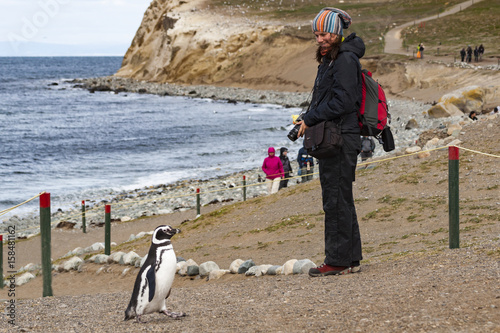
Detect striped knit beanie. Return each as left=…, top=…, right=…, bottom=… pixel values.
left=311, top=8, right=352, bottom=36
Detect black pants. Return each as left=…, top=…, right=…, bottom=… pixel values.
left=318, top=134, right=362, bottom=267
left=279, top=172, right=290, bottom=189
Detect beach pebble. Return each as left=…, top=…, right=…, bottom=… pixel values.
left=108, top=251, right=126, bottom=264
left=208, top=269, right=229, bottom=280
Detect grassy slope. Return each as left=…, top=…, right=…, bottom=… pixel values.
left=402, top=0, right=500, bottom=57
left=210, top=0, right=470, bottom=55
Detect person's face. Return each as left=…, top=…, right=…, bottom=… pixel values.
left=314, top=31, right=339, bottom=49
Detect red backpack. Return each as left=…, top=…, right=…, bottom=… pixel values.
left=358, top=69, right=394, bottom=152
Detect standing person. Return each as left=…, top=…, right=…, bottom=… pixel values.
left=279, top=147, right=292, bottom=189
left=478, top=44, right=484, bottom=61
left=262, top=147, right=284, bottom=195
left=297, top=145, right=314, bottom=182
left=460, top=47, right=466, bottom=62
left=296, top=7, right=363, bottom=276
left=419, top=42, right=425, bottom=59
left=466, top=45, right=473, bottom=63
left=360, top=136, right=375, bottom=162
left=474, top=46, right=479, bottom=62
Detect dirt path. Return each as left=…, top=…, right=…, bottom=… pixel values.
left=384, top=0, right=485, bottom=56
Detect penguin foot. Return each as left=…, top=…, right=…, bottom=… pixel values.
left=162, top=310, right=187, bottom=319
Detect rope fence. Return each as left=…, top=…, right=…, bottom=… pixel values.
left=0, top=144, right=499, bottom=296
left=1, top=145, right=498, bottom=238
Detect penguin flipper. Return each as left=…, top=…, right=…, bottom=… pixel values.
left=146, top=265, right=156, bottom=302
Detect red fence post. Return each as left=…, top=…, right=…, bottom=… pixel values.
left=40, top=192, right=53, bottom=297
left=448, top=146, right=460, bottom=249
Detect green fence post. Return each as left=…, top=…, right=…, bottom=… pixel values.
left=40, top=192, right=53, bottom=297
left=243, top=175, right=247, bottom=201
left=448, top=146, right=460, bottom=249
left=105, top=205, right=111, bottom=255
left=196, top=188, right=201, bottom=216
left=0, top=235, right=3, bottom=289
left=82, top=200, right=86, bottom=234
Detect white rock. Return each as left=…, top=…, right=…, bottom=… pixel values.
left=122, top=252, right=140, bottom=265
left=136, top=231, right=147, bottom=239
left=71, top=247, right=85, bottom=256
left=405, top=146, right=422, bottom=154
left=90, top=242, right=105, bottom=252
left=127, top=234, right=136, bottom=242
left=208, top=269, right=229, bottom=280
left=93, top=254, right=109, bottom=264
left=258, top=264, right=273, bottom=276
left=108, top=251, right=126, bottom=264
left=229, top=259, right=244, bottom=274
left=199, top=261, right=220, bottom=276
left=283, top=259, right=297, bottom=275
left=275, top=266, right=284, bottom=275
left=447, top=139, right=462, bottom=147
left=121, top=216, right=132, bottom=222
left=16, top=272, right=35, bottom=286
left=63, top=256, right=83, bottom=271
left=245, top=266, right=259, bottom=276
left=179, top=259, right=198, bottom=276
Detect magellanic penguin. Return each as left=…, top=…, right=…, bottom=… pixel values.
left=124, top=225, right=186, bottom=323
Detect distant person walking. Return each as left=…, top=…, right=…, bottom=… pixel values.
left=278, top=147, right=292, bottom=189
left=262, top=147, right=284, bottom=194
left=460, top=48, right=466, bottom=62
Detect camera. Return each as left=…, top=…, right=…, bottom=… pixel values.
left=287, top=112, right=305, bottom=142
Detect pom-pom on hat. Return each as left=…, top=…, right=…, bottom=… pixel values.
left=312, top=7, right=352, bottom=36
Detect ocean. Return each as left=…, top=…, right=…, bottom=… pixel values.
left=0, top=57, right=301, bottom=219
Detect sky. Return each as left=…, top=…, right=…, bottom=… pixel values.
left=0, top=0, right=153, bottom=56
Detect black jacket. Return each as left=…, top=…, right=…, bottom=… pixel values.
left=303, top=33, right=365, bottom=134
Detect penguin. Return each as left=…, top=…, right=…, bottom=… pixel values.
left=124, top=225, right=187, bottom=323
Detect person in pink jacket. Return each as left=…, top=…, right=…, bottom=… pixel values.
left=262, top=147, right=284, bottom=194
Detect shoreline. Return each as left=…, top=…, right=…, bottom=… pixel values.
left=3, top=75, right=488, bottom=238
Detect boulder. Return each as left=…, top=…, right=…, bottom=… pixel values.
left=93, top=254, right=109, bottom=264
left=428, top=86, right=485, bottom=118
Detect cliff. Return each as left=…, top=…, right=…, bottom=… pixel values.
left=116, top=0, right=316, bottom=92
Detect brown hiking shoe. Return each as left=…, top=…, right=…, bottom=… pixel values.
left=308, top=263, right=351, bottom=277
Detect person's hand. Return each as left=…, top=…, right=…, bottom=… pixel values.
left=297, top=121, right=309, bottom=138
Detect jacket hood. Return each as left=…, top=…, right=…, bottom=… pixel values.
left=279, top=147, right=288, bottom=156
left=268, top=147, right=275, bottom=155
left=339, top=33, right=365, bottom=59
